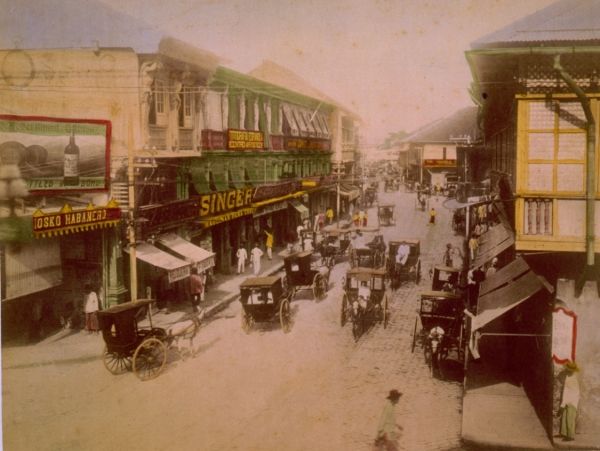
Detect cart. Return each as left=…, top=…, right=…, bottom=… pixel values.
left=387, top=239, right=421, bottom=290
left=282, top=250, right=330, bottom=301
left=377, top=204, right=395, bottom=227
left=239, top=276, right=293, bottom=334
left=350, top=228, right=386, bottom=269
left=364, top=186, right=378, bottom=207
left=316, top=227, right=353, bottom=267
left=340, top=267, right=389, bottom=341
left=98, top=299, right=203, bottom=381
left=431, top=265, right=461, bottom=292
left=411, top=291, right=466, bottom=377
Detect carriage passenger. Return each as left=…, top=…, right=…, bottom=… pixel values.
left=395, top=244, right=410, bottom=266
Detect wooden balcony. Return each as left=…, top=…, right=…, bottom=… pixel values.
left=179, top=128, right=194, bottom=150
left=523, top=198, right=553, bottom=235
left=148, top=126, right=167, bottom=150
left=270, top=135, right=284, bottom=150
left=201, top=129, right=226, bottom=150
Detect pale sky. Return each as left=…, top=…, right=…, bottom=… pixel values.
left=67, top=1, right=563, bottom=144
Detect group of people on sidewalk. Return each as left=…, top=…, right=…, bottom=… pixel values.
left=235, top=228, right=276, bottom=277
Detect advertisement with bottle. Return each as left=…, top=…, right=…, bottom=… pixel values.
left=0, top=115, right=110, bottom=192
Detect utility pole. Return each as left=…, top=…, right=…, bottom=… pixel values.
left=127, top=121, right=138, bottom=302
left=336, top=161, right=341, bottom=227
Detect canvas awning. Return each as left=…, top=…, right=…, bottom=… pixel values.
left=337, top=184, right=360, bottom=201
left=289, top=199, right=309, bottom=219
left=126, top=242, right=190, bottom=283
left=156, top=233, right=215, bottom=272
left=470, top=257, right=552, bottom=332
left=470, top=220, right=514, bottom=269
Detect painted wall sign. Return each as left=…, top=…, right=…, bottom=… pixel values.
left=552, top=306, right=577, bottom=364
left=168, top=266, right=191, bottom=283
left=32, top=200, right=121, bottom=238
left=423, top=159, right=456, bottom=167
left=137, top=198, right=200, bottom=233
left=253, top=180, right=300, bottom=202
left=199, top=206, right=255, bottom=228
left=0, top=115, right=111, bottom=193
left=284, top=137, right=331, bottom=151
left=227, top=129, right=264, bottom=150
left=199, top=187, right=255, bottom=217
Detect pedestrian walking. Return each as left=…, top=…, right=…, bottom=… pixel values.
left=264, top=229, right=274, bottom=260
left=353, top=210, right=360, bottom=226
left=374, top=389, right=403, bottom=451
left=468, top=234, right=479, bottom=261
left=250, top=243, right=263, bottom=276
left=189, top=267, right=204, bottom=313
left=326, top=207, right=334, bottom=225
left=236, top=244, right=248, bottom=274
left=296, top=223, right=304, bottom=244
left=83, top=283, right=100, bottom=334
left=559, top=361, right=580, bottom=442
left=429, top=207, right=436, bottom=225
left=313, top=212, right=320, bottom=232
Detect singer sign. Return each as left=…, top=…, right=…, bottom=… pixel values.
left=0, top=115, right=111, bottom=193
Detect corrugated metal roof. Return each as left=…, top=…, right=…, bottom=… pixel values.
left=472, top=0, right=600, bottom=49
left=401, top=107, right=480, bottom=144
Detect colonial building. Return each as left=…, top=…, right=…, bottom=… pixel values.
left=465, top=0, right=600, bottom=446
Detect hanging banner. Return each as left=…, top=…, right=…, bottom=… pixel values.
left=552, top=306, right=577, bottom=364
left=0, top=115, right=111, bottom=193
left=32, top=199, right=121, bottom=238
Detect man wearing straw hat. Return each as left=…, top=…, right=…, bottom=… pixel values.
left=374, top=389, right=403, bottom=451
left=559, top=361, right=580, bottom=442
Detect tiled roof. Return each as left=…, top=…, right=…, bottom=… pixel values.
left=401, top=107, right=480, bottom=144
left=472, top=0, right=600, bottom=49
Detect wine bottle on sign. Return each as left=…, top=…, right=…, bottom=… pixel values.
left=63, top=130, right=80, bottom=186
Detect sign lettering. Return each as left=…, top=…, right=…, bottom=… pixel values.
left=33, top=205, right=120, bottom=236
left=199, top=188, right=255, bottom=217
left=227, top=129, right=264, bottom=150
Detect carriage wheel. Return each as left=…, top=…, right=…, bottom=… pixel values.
left=340, top=294, right=349, bottom=327
left=279, top=299, right=292, bottom=333
left=132, top=338, right=167, bottom=381
left=383, top=295, right=389, bottom=329
left=415, top=262, right=422, bottom=284
left=411, top=317, right=418, bottom=353
left=102, top=347, right=131, bottom=375
left=312, top=274, right=326, bottom=301
left=241, top=313, right=254, bottom=334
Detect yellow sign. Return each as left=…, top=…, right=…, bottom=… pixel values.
left=199, top=207, right=255, bottom=228
left=227, top=129, right=264, bottom=150
left=199, top=188, right=255, bottom=217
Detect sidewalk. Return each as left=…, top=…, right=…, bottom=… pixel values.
left=2, top=250, right=285, bottom=370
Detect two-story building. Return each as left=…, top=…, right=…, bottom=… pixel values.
left=465, top=0, right=600, bottom=447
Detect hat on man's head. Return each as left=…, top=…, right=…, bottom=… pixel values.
left=387, top=389, right=402, bottom=400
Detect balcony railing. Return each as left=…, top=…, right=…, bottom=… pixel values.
left=201, top=129, right=226, bottom=150
left=148, top=126, right=167, bottom=150
left=523, top=198, right=553, bottom=235
left=110, top=182, right=129, bottom=212
left=179, top=129, right=194, bottom=150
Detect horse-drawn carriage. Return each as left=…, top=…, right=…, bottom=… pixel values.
left=316, top=227, right=353, bottom=267
left=384, top=178, right=399, bottom=192
left=239, top=276, right=293, bottom=333
left=411, top=291, right=466, bottom=377
left=377, top=204, right=395, bottom=227
left=386, top=239, right=421, bottom=290
left=431, top=265, right=461, bottom=292
left=282, top=250, right=330, bottom=301
left=98, top=299, right=203, bottom=381
left=350, top=228, right=385, bottom=269
left=364, top=184, right=378, bottom=207
left=340, top=267, right=389, bottom=341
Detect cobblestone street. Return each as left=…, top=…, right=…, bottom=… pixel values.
left=3, top=189, right=466, bottom=451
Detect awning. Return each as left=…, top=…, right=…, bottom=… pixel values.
left=156, top=233, right=215, bottom=273
left=126, top=242, right=190, bottom=283
left=289, top=199, right=309, bottom=220
left=470, top=258, right=552, bottom=332
left=470, top=220, right=515, bottom=269
left=254, top=200, right=289, bottom=217
left=336, top=184, right=360, bottom=201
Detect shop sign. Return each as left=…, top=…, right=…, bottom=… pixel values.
left=138, top=198, right=200, bottom=232
left=199, top=207, right=255, bottom=228
left=168, top=266, right=191, bottom=283
left=0, top=115, right=111, bottom=193
left=552, top=307, right=577, bottom=364
left=253, top=181, right=300, bottom=202
left=285, top=137, right=331, bottom=151
left=423, top=159, right=456, bottom=168
left=227, top=129, right=264, bottom=150
left=199, top=187, right=255, bottom=217
left=32, top=200, right=121, bottom=238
